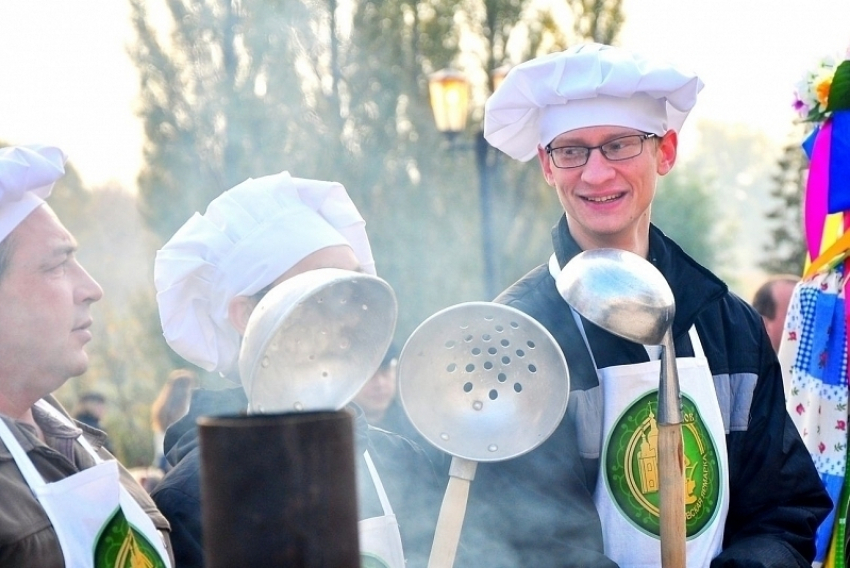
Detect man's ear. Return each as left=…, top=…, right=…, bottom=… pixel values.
left=656, top=130, right=678, bottom=176
left=228, top=295, right=257, bottom=336
left=537, top=145, right=555, bottom=185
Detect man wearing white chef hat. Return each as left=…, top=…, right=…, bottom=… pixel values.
left=450, top=44, right=830, bottom=567
left=0, top=145, right=174, bottom=567
left=151, top=170, right=439, bottom=568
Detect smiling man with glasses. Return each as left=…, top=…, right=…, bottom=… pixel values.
left=444, top=43, right=831, bottom=568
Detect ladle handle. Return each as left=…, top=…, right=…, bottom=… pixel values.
left=658, top=332, right=685, bottom=568
left=658, top=423, right=686, bottom=567
left=427, top=457, right=478, bottom=568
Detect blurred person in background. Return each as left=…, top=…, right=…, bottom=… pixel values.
left=72, top=390, right=113, bottom=452
left=71, top=391, right=107, bottom=430
left=353, top=344, right=404, bottom=429
left=0, top=145, right=173, bottom=566
left=151, top=368, right=198, bottom=473
left=151, top=171, right=439, bottom=568
left=751, top=274, right=800, bottom=352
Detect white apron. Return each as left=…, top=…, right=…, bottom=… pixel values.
left=358, top=450, right=406, bottom=568
left=0, top=401, right=171, bottom=568
left=584, top=322, right=730, bottom=567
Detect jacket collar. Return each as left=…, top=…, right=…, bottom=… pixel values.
left=552, top=215, right=727, bottom=339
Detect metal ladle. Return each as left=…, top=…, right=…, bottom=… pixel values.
left=398, top=302, right=569, bottom=568
left=239, top=268, right=398, bottom=413
left=555, top=248, right=685, bottom=568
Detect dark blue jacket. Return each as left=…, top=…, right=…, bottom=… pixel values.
left=453, top=218, right=831, bottom=567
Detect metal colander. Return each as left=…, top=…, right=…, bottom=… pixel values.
left=398, top=301, right=569, bottom=462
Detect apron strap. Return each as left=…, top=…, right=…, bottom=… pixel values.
left=363, top=450, right=395, bottom=517
left=687, top=325, right=706, bottom=359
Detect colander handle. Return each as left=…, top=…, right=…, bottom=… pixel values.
left=427, top=457, right=478, bottom=568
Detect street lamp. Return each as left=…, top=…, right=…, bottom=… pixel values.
left=428, top=66, right=508, bottom=299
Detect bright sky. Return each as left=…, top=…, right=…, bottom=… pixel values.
left=0, top=1, right=848, bottom=192
left=621, top=0, right=850, bottom=145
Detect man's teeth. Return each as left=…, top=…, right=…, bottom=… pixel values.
left=586, top=194, right=619, bottom=202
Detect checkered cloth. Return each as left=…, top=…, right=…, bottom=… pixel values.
left=782, top=265, right=849, bottom=565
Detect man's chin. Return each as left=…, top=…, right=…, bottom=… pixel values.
left=67, top=353, right=91, bottom=378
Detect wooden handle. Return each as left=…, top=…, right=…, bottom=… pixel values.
left=427, top=459, right=477, bottom=568
left=658, top=422, right=686, bottom=568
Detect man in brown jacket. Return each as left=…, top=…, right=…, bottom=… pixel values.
left=0, top=144, right=173, bottom=567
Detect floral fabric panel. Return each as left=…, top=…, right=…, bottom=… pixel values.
left=782, top=266, right=848, bottom=565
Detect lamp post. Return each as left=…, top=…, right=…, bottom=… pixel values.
left=428, top=67, right=507, bottom=299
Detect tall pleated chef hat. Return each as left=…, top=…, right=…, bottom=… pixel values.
left=483, top=43, right=705, bottom=161
left=0, top=145, right=67, bottom=242
left=155, top=171, right=375, bottom=375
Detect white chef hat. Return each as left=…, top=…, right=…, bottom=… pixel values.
left=0, top=145, right=67, bottom=242
left=154, top=170, right=375, bottom=375
left=484, top=43, right=704, bottom=161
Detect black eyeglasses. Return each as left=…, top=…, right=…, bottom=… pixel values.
left=545, top=133, right=657, bottom=169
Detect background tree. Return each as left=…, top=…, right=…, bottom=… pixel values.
left=66, top=0, right=729, bottom=463
left=127, top=0, right=632, bottom=344
left=652, top=169, right=727, bottom=273
left=760, top=135, right=808, bottom=274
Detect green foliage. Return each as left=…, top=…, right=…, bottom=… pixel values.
left=827, top=60, right=850, bottom=113
left=760, top=137, right=807, bottom=275
left=128, top=0, right=325, bottom=242
left=127, top=0, right=624, bottom=344
left=569, top=0, right=624, bottom=45
left=652, top=169, right=725, bottom=272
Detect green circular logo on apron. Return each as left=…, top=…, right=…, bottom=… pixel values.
left=94, top=507, right=167, bottom=568
left=603, top=391, right=721, bottom=538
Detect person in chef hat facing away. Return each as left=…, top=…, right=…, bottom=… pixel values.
left=151, top=170, right=440, bottom=568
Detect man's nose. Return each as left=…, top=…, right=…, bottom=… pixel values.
left=580, top=148, right=616, bottom=184
left=75, top=262, right=104, bottom=304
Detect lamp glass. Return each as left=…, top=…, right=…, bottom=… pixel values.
left=429, top=69, right=470, bottom=134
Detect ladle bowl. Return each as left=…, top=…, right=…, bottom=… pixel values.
left=398, top=302, right=569, bottom=462
left=556, top=248, right=674, bottom=345
left=239, top=268, right=397, bottom=414
left=398, top=301, right=569, bottom=568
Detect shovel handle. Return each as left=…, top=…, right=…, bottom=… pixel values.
left=658, top=422, right=686, bottom=568
left=428, top=458, right=478, bottom=568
